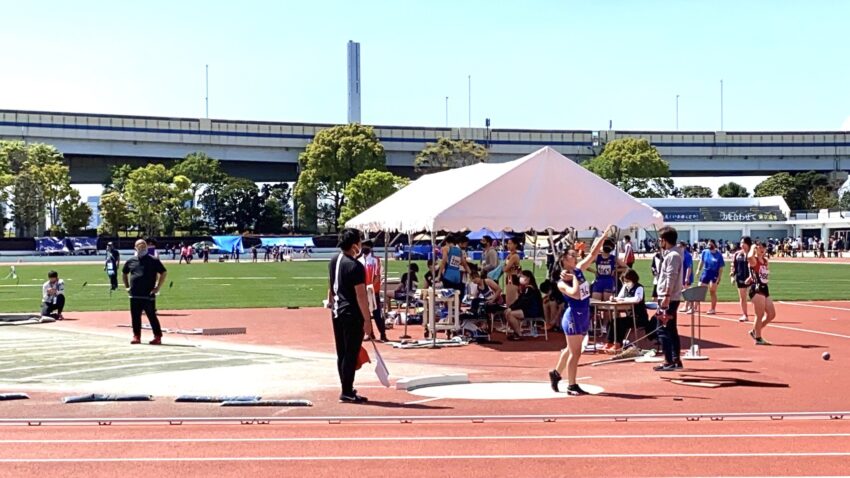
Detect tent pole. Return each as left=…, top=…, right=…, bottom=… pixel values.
left=430, top=234, right=438, bottom=348
left=531, top=231, right=538, bottom=278
left=383, top=230, right=391, bottom=320
left=400, top=233, right=412, bottom=339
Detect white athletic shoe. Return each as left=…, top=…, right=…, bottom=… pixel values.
left=706, top=309, right=716, bottom=315
left=738, top=315, right=748, bottom=322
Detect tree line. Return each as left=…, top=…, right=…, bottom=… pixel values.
left=3, top=130, right=848, bottom=238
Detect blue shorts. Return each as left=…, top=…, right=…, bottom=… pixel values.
left=591, top=277, right=616, bottom=294
left=700, top=270, right=719, bottom=284
left=562, top=306, right=591, bottom=336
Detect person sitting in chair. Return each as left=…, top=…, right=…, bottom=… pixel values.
left=605, top=269, right=651, bottom=353
left=41, top=270, right=65, bottom=320
left=505, top=270, right=544, bottom=341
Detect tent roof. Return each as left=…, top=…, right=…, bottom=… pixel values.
left=346, top=146, right=663, bottom=233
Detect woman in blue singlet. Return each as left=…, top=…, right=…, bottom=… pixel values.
left=590, top=239, right=626, bottom=301
left=548, top=225, right=614, bottom=396
left=439, top=234, right=468, bottom=295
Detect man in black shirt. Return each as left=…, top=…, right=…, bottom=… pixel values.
left=105, top=242, right=120, bottom=291
left=328, top=228, right=374, bottom=403
left=123, top=239, right=168, bottom=345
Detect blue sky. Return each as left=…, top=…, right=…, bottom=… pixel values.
left=2, top=0, right=849, bottom=132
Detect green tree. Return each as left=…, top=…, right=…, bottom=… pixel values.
left=811, top=186, right=839, bottom=210
left=583, top=138, right=673, bottom=197
left=123, top=164, right=191, bottom=237
left=718, top=182, right=750, bottom=198
left=679, top=185, right=713, bottom=198
left=98, top=191, right=130, bottom=236
left=840, top=190, right=850, bottom=210
left=414, top=137, right=488, bottom=174
left=37, top=162, right=72, bottom=229
left=294, top=124, right=386, bottom=232
left=199, top=176, right=260, bottom=233
left=256, top=197, right=286, bottom=234
left=338, top=169, right=410, bottom=227
left=103, top=164, right=134, bottom=194
left=58, top=188, right=92, bottom=235
left=754, top=171, right=833, bottom=210
left=172, top=152, right=224, bottom=234
left=11, top=170, right=44, bottom=237
left=754, top=172, right=797, bottom=207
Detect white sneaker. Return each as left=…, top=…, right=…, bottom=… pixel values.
left=738, top=315, right=748, bottom=322
left=706, top=309, right=716, bottom=315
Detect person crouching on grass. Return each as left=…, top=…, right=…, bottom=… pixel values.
left=328, top=228, right=374, bottom=404
left=41, top=271, right=65, bottom=321
left=123, top=239, right=168, bottom=345
left=549, top=225, right=614, bottom=396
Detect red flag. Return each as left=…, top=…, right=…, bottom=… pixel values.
left=355, top=346, right=371, bottom=370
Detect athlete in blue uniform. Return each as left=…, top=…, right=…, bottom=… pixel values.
left=590, top=239, right=626, bottom=300
left=696, top=239, right=725, bottom=314
left=549, top=225, right=614, bottom=396
left=439, top=234, right=468, bottom=295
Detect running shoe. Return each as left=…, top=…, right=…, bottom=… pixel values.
left=653, top=363, right=678, bottom=372
left=738, top=315, right=748, bottom=322
left=339, top=393, right=369, bottom=403
left=748, top=329, right=756, bottom=341
left=754, top=337, right=772, bottom=346
left=706, top=309, right=716, bottom=315
left=130, top=336, right=141, bottom=345
left=548, top=370, right=562, bottom=392
left=566, top=384, right=589, bottom=396
left=149, top=336, right=162, bottom=345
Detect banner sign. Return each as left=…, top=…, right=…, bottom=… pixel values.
left=660, top=207, right=786, bottom=223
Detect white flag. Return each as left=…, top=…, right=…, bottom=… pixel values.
left=371, top=340, right=390, bottom=387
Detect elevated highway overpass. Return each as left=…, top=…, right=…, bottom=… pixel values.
left=2, top=109, right=849, bottom=183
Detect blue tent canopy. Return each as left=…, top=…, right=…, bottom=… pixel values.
left=259, top=237, right=314, bottom=248
left=211, top=236, right=244, bottom=253
left=465, top=228, right=513, bottom=240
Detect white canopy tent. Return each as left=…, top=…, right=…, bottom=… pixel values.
left=346, top=146, right=664, bottom=347
left=346, top=146, right=663, bottom=233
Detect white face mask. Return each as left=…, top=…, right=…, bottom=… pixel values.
left=137, top=248, right=148, bottom=257
left=624, top=281, right=634, bottom=289
left=519, top=277, right=529, bottom=286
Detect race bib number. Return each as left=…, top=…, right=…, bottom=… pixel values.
left=106, top=262, right=114, bottom=274
left=759, top=266, right=769, bottom=284
left=597, top=264, right=612, bottom=276
left=449, top=255, right=461, bottom=268
left=579, top=281, right=591, bottom=300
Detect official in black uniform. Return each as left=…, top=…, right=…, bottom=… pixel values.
left=123, top=239, right=168, bottom=345
left=327, top=228, right=374, bottom=403
left=105, top=242, right=120, bottom=291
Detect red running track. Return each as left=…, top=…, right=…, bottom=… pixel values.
left=1, top=419, right=850, bottom=477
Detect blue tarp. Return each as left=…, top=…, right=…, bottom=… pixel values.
left=211, top=236, right=244, bottom=253
left=35, top=237, right=66, bottom=254
left=259, top=237, right=315, bottom=248
left=70, top=237, right=98, bottom=249
left=466, top=228, right=514, bottom=240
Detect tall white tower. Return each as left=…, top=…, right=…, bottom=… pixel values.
left=347, top=41, right=361, bottom=124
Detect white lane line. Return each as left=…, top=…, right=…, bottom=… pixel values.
left=779, top=301, right=850, bottom=312
left=2, top=452, right=850, bottom=463
left=5, top=432, right=850, bottom=444
left=187, top=277, right=276, bottom=280
left=0, top=352, right=218, bottom=373
left=404, top=397, right=443, bottom=405
left=706, top=315, right=850, bottom=340
left=24, top=356, right=252, bottom=380
left=291, top=277, right=327, bottom=280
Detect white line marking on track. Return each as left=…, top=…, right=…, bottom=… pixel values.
left=2, top=452, right=850, bottom=463
left=24, top=356, right=255, bottom=380
left=187, top=277, right=276, bottom=280
left=404, top=397, right=443, bottom=405
left=779, top=301, right=850, bottom=312
left=5, top=432, right=850, bottom=444
left=706, top=315, right=850, bottom=340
